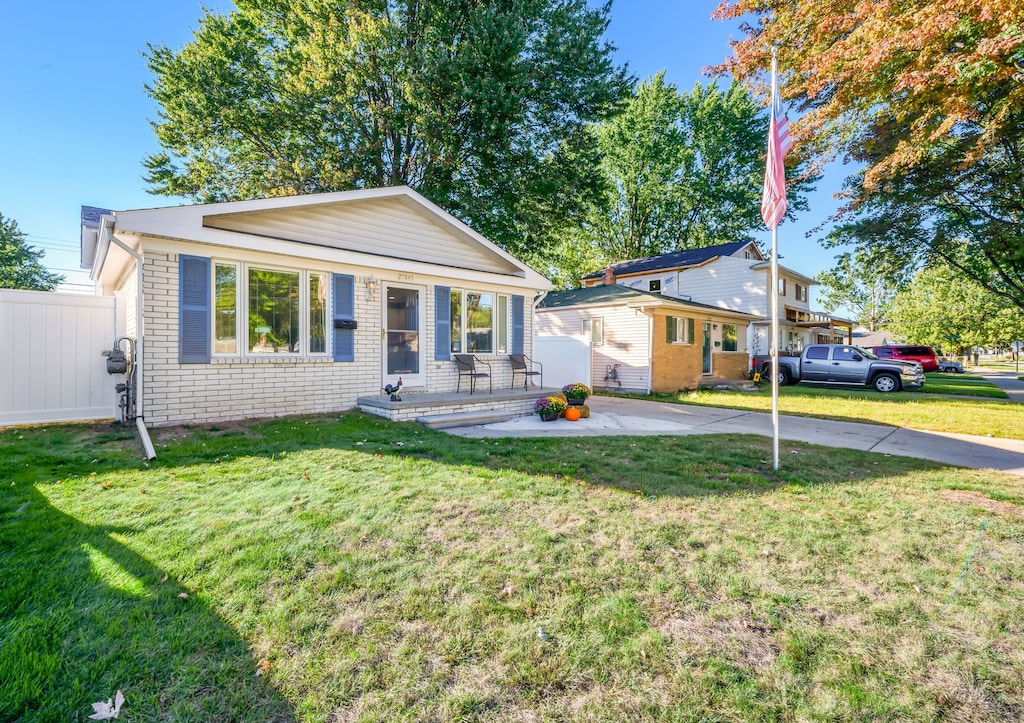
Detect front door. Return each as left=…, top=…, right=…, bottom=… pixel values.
left=382, top=284, right=425, bottom=388
left=702, top=322, right=712, bottom=374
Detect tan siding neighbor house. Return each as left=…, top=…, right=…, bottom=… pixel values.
left=536, top=285, right=754, bottom=394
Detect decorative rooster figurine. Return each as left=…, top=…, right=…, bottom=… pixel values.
left=383, top=376, right=403, bottom=401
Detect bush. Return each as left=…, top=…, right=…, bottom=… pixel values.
left=561, top=382, right=592, bottom=400
left=534, top=396, right=568, bottom=416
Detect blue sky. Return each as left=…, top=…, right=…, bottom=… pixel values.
left=0, top=1, right=848, bottom=297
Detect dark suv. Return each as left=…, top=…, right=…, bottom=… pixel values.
left=866, top=345, right=939, bottom=373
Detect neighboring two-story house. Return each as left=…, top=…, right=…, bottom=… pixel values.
left=581, top=241, right=852, bottom=364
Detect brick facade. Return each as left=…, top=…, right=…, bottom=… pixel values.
left=138, top=251, right=533, bottom=427
left=651, top=314, right=704, bottom=392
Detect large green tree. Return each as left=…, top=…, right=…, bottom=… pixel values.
left=815, top=250, right=906, bottom=331
left=714, top=0, right=1024, bottom=310
left=889, top=263, right=1024, bottom=353
left=0, top=214, right=63, bottom=291
left=143, top=0, right=630, bottom=258
left=560, top=73, right=814, bottom=276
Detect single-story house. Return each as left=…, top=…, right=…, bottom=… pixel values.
left=81, top=186, right=551, bottom=428
left=535, top=284, right=756, bottom=394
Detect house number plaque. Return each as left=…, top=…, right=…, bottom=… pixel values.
left=396, top=273, right=415, bottom=282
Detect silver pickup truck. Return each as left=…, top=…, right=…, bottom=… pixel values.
left=754, top=344, right=926, bottom=393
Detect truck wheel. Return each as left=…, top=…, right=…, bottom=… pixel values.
left=873, top=372, right=899, bottom=393
left=777, top=368, right=791, bottom=386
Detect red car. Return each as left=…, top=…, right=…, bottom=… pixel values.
left=866, top=345, right=940, bottom=372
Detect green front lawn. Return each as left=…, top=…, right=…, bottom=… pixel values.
left=3, top=415, right=1024, bottom=721
left=922, top=373, right=1008, bottom=398
left=655, top=382, right=1022, bottom=440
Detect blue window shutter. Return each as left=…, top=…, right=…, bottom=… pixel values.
left=434, top=286, right=451, bottom=361
left=179, top=255, right=210, bottom=363
left=511, top=295, right=525, bottom=355
left=333, top=274, right=355, bottom=362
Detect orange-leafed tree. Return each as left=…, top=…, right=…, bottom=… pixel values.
left=713, top=1, right=1024, bottom=310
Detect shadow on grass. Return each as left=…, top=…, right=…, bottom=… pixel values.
left=2, top=412, right=951, bottom=506
left=0, top=480, right=295, bottom=721
left=136, top=412, right=945, bottom=500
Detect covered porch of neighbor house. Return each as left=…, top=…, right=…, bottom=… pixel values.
left=750, top=311, right=854, bottom=367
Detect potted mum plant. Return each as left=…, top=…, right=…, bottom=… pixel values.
left=533, top=395, right=567, bottom=422
left=561, top=382, right=592, bottom=406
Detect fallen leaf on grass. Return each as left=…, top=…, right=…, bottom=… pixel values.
left=88, top=690, right=124, bottom=720
left=159, top=575, right=168, bottom=584
left=255, top=658, right=271, bottom=676
left=178, top=592, right=188, bottom=599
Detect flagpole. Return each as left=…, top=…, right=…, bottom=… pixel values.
left=770, top=48, right=780, bottom=472
left=771, top=220, right=780, bottom=472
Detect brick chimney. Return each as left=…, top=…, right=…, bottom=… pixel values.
left=602, top=267, right=616, bottom=285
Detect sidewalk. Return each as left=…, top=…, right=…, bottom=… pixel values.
left=447, top=395, right=1024, bottom=476
left=972, top=367, right=1024, bottom=404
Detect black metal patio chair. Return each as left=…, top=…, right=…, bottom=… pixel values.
left=508, top=353, right=542, bottom=389
left=454, top=354, right=492, bottom=394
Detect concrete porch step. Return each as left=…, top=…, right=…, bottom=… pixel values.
left=356, top=386, right=556, bottom=423
left=416, top=410, right=519, bottom=430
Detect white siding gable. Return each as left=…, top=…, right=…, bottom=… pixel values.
left=203, top=197, right=521, bottom=275
left=618, top=273, right=678, bottom=296
left=675, top=256, right=768, bottom=316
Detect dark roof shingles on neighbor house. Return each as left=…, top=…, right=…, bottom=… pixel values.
left=580, top=240, right=753, bottom=280
left=80, top=206, right=113, bottom=226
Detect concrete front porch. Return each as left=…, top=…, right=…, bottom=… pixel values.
left=356, top=386, right=560, bottom=428
left=698, top=378, right=759, bottom=392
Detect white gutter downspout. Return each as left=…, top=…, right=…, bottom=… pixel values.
left=102, top=217, right=157, bottom=461
left=532, top=291, right=548, bottom=379
left=645, top=309, right=653, bottom=394
left=635, top=305, right=654, bottom=395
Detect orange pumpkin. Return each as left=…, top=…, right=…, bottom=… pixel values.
left=565, top=406, right=582, bottom=422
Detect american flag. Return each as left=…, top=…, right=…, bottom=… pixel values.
left=761, top=69, right=792, bottom=230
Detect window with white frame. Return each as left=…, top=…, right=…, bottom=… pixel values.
left=449, top=288, right=509, bottom=355
left=308, top=273, right=328, bottom=354
left=583, top=317, right=604, bottom=345
left=214, top=263, right=238, bottom=354
left=213, top=262, right=330, bottom=356
left=450, top=290, right=463, bottom=354
left=466, top=292, right=493, bottom=353
left=665, top=315, right=694, bottom=344
left=722, top=323, right=738, bottom=352
left=496, top=295, right=509, bottom=353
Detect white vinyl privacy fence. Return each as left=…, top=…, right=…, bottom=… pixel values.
left=0, top=289, right=118, bottom=426
left=534, top=334, right=592, bottom=390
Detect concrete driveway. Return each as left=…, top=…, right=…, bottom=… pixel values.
left=447, top=395, right=1024, bottom=477
left=974, top=367, right=1024, bottom=403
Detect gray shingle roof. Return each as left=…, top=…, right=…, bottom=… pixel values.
left=80, top=206, right=112, bottom=226
left=580, top=241, right=755, bottom=280
left=538, top=284, right=754, bottom=317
